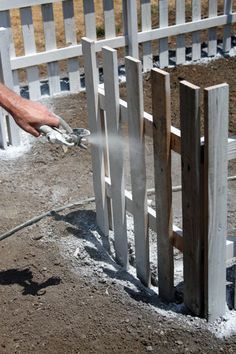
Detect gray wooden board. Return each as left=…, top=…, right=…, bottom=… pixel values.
left=41, top=3, right=61, bottom=95
left=125, top=0, right=139, bottom=58
left=180, top=80, right=203, bottom=316
left=63, top=0, right=81, bottom=92
left=152, top=68, right=174, bottom=302
left=223, top=0, right=232, bottom=52
left=103, top=0, right=116, bottom=38
left=103, top=46, right=128, bottom=268
left=192, top=0, right=201, bottom=61
left=159, top=0, right=169, bottom=68
left=83, top=0, right=96, bottom=40
left=125, top=56, right=150, bottom=287
left=82, top=38, right=109, bottom=236
left=20, top=7, right=41, bottom=100
left=204, top=83, right=229, bottom=322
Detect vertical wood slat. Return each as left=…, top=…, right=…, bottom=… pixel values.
left=124, top=0, right=139, bottom=58
left=82, top=37, right=109, bottom=236
left=41, top=3, right=60, bottom=95
left=180, top=80, right=203, bottom=316
left=152, top=69, right=174, bottom=302
left=0, top=28, right=8, bottom=149
left=126, top=56, right=150, bottom=287
left=141, top=0, right=152, bottom=72
left=204, top=83, right=229, bottom=322
left=192, top=0, right=201, bottom=61
left=0, top=10, right=20, bottom=94
left=176, top=0, right=185, bottom=65
left=223, top=0, right=233, bottom=53
left=0, top=28, right=21, bottom=147
left=103, top=0, right=116, bottom=39
left=159, top=0, right=169, bottom=68
left=62, top=0, right=81, bottom=93
left=103, top=47, right=128, bottom=268
left=20, top=7, right=41, bottom=100
left=83, top=0, right=97, bottom=40
left=208, top=0, right=217, bottom=56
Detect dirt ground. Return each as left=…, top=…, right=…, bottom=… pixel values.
left=0, top=56, right=236, bottom=354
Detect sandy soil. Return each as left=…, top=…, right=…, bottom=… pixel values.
left=0, top=57, right=236, bottom=353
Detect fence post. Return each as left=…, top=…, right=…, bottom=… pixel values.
left=180, top=80, right=204, bottom=316
left=152, top=68, right=174, bottom=302
left=0, top=27, right=21, bottom=148
left=126, top=56, right=150, bottom=287
left=204, top=83, right=229, bottom=321
left=122, top=0, right=139, bottom=59
left=82, top=37, right=109, bottom=237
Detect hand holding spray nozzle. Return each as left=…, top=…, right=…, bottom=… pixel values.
left=38, top=115, right=90, bottom=149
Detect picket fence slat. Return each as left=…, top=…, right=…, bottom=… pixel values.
left=208, top=0, right=217, bottom=56
left=223, top=0, right=233, bottom=52
left=124, top=0, right=139, bottom=58
left=176, top=0, right=185, bottom=65
left=20, top=7, right=41, bottom=100
left=152, top=68, right=174, bottom=302
left=82, top=38, right=109, bottom=236
left=141, top=0, right=152, bottom=72
left=103, top=0, right=116, bottom=38
left=192, top=0, right=201, bottom=61
left=204, top=83, right=229, bottom=322
left=0, top=28, right=20, bottom=147
left=126, top=55, right=150, bottom=287
left=83, top=0, right=97, bottom=40
left=180, top=80, right=203, bottom=316
left=62, top=0, right=81, bottom=92
left=0, top=10, right=20, bottom=94
left=41, top=3, right=61, bottom=95
left=159, top=0, right=169, bottom=68
left=103, top=47, right=128, bottom=268
left=0, top=0, right=62, bottom=11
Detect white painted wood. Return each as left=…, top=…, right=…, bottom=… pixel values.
left=0, top=10, right=20, bottom=94
left=208, top=0, right=217, bottom=56
left=125, top=0, right=139, bottom=58
left=0, top=28, right=21, bottom=147
left=223, top=0, right=233, bottom=53
left=141, top=0, right=152, bottom=72
left=103, top=0, right=116, bottom=38
left=0, top=0, right=62, bottom=11
left=176, top=0, right=185, bottom=64
left=63, top=0, right=81, bottom=92
left=125, top=56, right=150, bottom=287
left=159, top=0, right=169, bottom=68
left=82, top=37, right=109, bottom=236
left=138, top=13, right=236, bottom=44
left=103, top=46, right=128, bottom=268
left=152, top=68, right=174, bottom=301
left=83, top=0, right=96, bottom=40
left=20, top=7, right=41, bottom=100
left=204, top=83, right=229, bottom=322
left=180, top=80, right=203, bottom=316
left=41, top=3, right=61, bottom=95
left=192, top=0, right=201, bottom=61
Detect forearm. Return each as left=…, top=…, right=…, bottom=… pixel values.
left=0, top=82, right=23, bottom=117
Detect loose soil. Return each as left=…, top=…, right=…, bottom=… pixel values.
left=0, top=56, right=236, bottom=354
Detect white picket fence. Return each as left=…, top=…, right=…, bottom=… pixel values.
left=0, top=0, right=236, bottom=148
left=82, top=37, right=236, bottom=321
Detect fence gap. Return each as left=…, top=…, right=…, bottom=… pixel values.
left=82, top=37, right=109, bottom=236
left=180, top=80, right=203, bottom=316
left=126, top=55, right=150, bottom=286
left=152, top=68, right=174, bottom=302
left=204, top=83, right=229, bottom=322
left=62, top=0, right=81, bottom=93
left=103, top=46, right=128, bottom=268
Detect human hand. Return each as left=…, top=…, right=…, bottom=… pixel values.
left=12, top=97, right=60, bottom=137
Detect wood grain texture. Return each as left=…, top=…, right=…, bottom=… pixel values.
left=152, top=68, right=174, bottom=302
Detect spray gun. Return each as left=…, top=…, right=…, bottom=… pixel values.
left=39, top=115, right=90, bottom=149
